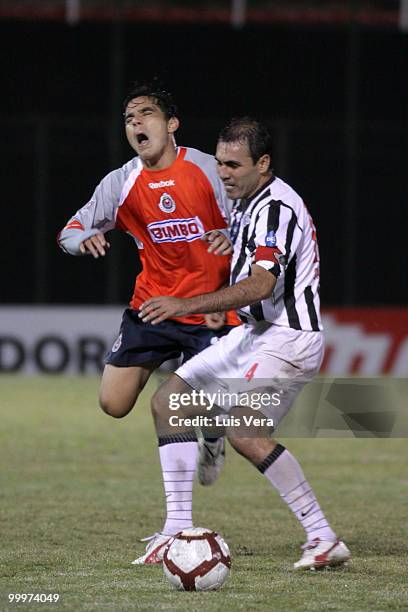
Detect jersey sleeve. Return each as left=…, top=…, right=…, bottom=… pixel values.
left=183, top=147, right=233, bottom=227
left=58, top=161, right=135, bottom=256
left=252, top=201, right=303, bottom=278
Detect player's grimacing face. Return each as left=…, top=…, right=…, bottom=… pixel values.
left=215, top=140, right=266, bottom=200
left=124, top=96, right=177, bottom=165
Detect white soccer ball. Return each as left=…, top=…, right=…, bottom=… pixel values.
left=163, top=527, right=231, bottom=591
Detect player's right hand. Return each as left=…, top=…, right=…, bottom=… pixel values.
left=79, top=233, right=110, bottom=258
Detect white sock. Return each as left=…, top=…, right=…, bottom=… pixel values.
left=159, top=441, right=198, bottom=536
left=261, top=445, right=337, bottom=543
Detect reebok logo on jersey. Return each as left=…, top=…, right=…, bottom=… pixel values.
left=148, top=179, right=175, bottom=189
left=147, top=217, right=205, bottom=243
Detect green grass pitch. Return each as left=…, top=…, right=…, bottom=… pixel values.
left=1, top=375, right=407, bottom=611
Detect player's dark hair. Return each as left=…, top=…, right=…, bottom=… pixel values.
left=123, top=80, right=178, bottom=119
left=218, top=117, right=273, bottom=165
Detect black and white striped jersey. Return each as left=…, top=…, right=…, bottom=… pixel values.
left=230, top=176, right=322, bottom=331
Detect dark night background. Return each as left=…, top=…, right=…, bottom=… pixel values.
left=1, top=17, right=407, bottom=307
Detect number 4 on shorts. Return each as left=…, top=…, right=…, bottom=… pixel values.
left=245, top=363, right=258, bottom=382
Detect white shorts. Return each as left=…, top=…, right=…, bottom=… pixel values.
left=176, top=322, right=324, bottom=426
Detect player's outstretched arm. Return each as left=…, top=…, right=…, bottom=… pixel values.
left=139, top=264, right=276, bottom=325
left=58, top=164, right=131, bottom=256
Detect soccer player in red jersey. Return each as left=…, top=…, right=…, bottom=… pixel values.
left=58, top=83, right=239, bottom=560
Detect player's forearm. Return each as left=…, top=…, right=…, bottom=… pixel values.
left=183, top=273, right=275, bottom=315
left=139, top=266, right=276, bottom=325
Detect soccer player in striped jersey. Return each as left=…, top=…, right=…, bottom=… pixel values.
left=58, top=82, right=240, bottom=562
left=139, top=117, right=350, bottom=570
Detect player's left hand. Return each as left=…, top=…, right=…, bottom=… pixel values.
left=202, top=230, right=232, bottom=255
left=139, top=297, right=189, bottom=325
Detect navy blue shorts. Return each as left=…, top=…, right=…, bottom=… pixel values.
left=105, top=308, right=235, bottom=368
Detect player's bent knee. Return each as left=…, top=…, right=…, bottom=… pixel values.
left=99, top=394, right=134, bottom=419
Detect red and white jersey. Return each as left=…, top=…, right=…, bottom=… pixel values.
left=230, top=176, right=323, bottom=331
left=58, top=146, right=239, bottom=326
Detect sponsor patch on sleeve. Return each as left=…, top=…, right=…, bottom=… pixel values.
left=265, top=230, right=277, bottom=247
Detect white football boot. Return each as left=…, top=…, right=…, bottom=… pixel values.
left=294, top=538, right=351, bottom=571
left=131, top=533, right=172, bottom=565
left=197, top=436, right=225, bottom=486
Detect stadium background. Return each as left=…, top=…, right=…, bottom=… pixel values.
left=1, top=3, right=407, bottom=609
left=1, top=1, right=407, bottom=376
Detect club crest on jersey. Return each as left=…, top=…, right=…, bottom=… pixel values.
left=158, top=192, right=176, bottom=213
left=147, top=216, right=205, bottom=243
left=265, top=230, right=277, bottom=247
